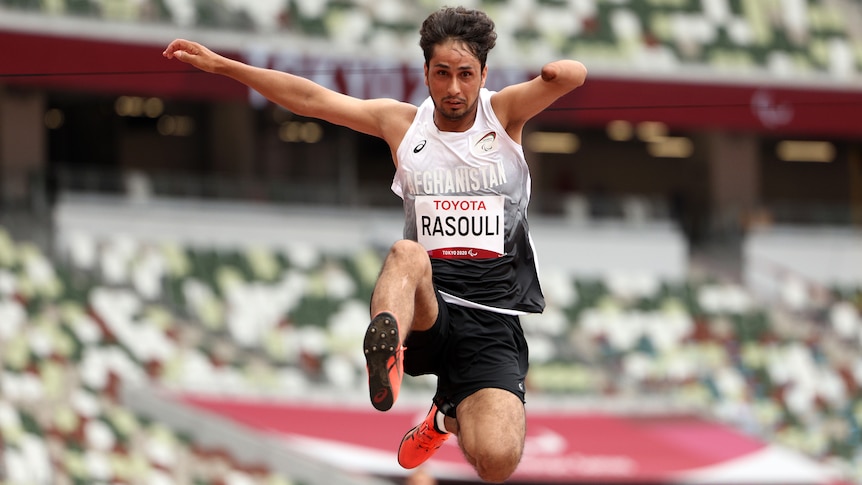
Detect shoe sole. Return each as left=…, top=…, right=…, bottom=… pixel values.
left=364, top=312, right=400, bottom=411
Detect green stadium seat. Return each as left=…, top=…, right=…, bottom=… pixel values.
left=67, top=0, right=98, bottom=16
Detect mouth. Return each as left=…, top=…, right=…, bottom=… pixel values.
left=443, top=98, right=466, bottom=109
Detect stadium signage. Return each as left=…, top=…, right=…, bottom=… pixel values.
left=4, top=30, right=862, bottom=138
left=243, top=48, right=534, bottom=108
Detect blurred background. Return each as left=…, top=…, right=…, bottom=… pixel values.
left=0, top=0, right=861, bottom=484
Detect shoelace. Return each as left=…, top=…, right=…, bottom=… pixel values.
left=412, top=422, right=445, bottom=451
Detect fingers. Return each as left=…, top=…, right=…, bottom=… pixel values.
left=162, top=39, right=220, bottom=73
left=162, top=39, right=194, bottom=60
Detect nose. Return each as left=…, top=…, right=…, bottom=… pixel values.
left=446, top=76, right=460, bottom=96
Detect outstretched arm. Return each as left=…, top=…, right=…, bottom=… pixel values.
left=491, top=59, right=587, bottom=142
left=163, top=39, right=414, bottom=142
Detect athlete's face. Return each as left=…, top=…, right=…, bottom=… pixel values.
left=424, top=39, right=487, bottom=132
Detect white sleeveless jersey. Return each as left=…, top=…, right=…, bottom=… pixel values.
left=392, top=88, right=545, bottom=315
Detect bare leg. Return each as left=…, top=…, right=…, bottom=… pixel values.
left=446, top=388, right=526, bottom=483
left=370, top=239, right=438, bottom=341
left=364, top=240, right=439, bottom=411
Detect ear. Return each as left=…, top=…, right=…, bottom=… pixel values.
left=480, top=65, right=488, bottom=87
left=424, top=63, right=430, bottom=87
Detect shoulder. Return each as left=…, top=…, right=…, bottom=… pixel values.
left=480, top=88, right=495, bottom=105
left=355, top=98, right=417, bottom=141
left=371, top=99, right=419, bottom=152
left=364, top=97, right=418, bottom=119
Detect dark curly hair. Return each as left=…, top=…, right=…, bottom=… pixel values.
left=419, top=6, right=497, bottom=70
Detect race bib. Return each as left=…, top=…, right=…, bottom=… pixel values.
left=415, top=195, right=504, bottom=259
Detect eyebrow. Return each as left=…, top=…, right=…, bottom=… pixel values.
left=432, top=62, right=476, bottom=71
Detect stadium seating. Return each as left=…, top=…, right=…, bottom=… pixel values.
left=1, top=0, right=860, bottom=79
left=0, top=227, right=308, bottom=485
left=5, top=220, right=860, bottom=482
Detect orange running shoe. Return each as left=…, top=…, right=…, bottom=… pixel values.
left=364, top=312, right=403, bottom=411
left=397, top=404, right=450, bottom=469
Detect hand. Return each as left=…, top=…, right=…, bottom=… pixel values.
left=162, top=39, right=221, bottom=73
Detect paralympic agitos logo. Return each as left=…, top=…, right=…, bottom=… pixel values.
left=474, top=131, right=497, bottom=152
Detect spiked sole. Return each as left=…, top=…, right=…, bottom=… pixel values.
left=364, top=312, right=401, bottom=411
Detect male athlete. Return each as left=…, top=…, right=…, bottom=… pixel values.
left=164, top=6, right=586, bottom=482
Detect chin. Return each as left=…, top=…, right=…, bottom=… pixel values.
left=443, top=109, right=467, bottom=120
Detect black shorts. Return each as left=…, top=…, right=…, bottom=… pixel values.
left=403, top=289, right=529, bottom=418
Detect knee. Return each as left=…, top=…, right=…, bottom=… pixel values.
left=386, top=240, right=430, bottom=268
left=472, top=447, right=522, bottom=483
left=456, top=389, right=526, bottom=482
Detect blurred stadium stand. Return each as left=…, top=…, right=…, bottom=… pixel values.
left=1, top=0, right=862, bottom=484
left=2, top=197, right=861, bottom=483
left=1, top=0, right=861, bottom=80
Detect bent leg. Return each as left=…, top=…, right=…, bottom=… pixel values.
left=365, top=240, right=439, bottom=410
left=450, top=388, right=526, bottom=483
left=370, top=239, right=438, bottom=340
